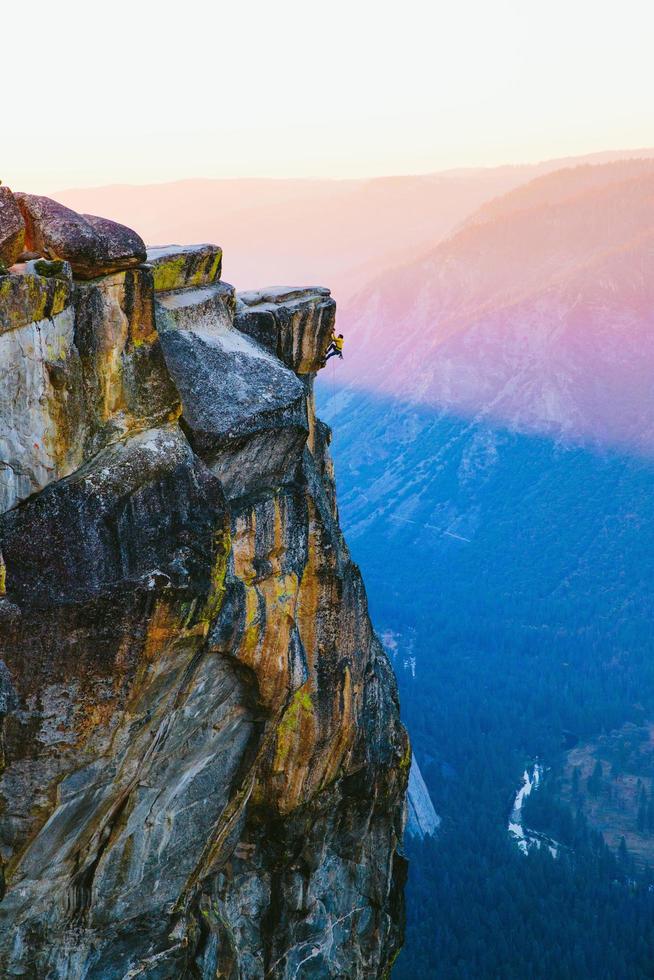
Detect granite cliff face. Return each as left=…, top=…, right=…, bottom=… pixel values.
left=0, top=191, right=408, bottom=978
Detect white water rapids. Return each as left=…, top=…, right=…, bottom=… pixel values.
left=508, top=763, right=560, bottom=857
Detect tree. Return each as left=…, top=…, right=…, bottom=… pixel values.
left=588, top=760, right=604, bottom=797
left=636, top=785, right=648, bottom=833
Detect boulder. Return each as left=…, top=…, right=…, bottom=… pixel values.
left=161, top=327, right=308, bottom=498
left=14, top=194, right=146, bottom=279
left=155, top=285, right=308, bottom=498
left=147, top=243, right=222, bottom=292
left=81, top=212, right=147, bottom=271
left=235, top=286, right=336, bottom=374
left=154, top=280, right=235, bottom=333
left=0, top=425, right=225, bottom=606
left=0, top=187, right=25, bottom=268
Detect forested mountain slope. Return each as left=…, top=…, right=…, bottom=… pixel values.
left=44, top=151, right=654, bottom=977
left=318, top=159, right=654, bottom=977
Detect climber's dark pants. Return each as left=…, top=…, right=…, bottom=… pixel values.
left=325, top=347, right=343, bottom=361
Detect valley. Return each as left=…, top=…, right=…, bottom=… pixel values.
left=315, top=155, right=654, bottom=975
left=58, top=151, right=654, bottom=976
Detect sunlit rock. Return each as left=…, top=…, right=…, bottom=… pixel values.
left=236, top=285, right=336, bottom=374
left=155, top=279, right=235, bottom=332
left=0, top=187, right=25, bottom=268
left=15, top=194, right=147, bottom=279
left=0, top=208, right=407, bottom=978
left=147, top=243, right=222, bottom=292
left=0, top=265, right=177, bottom=514
left=74, top=267, right=179, bottom=446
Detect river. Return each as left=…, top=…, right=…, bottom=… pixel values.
left=508, top=763, right=560, bottom=857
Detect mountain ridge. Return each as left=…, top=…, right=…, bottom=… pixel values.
left=333, top=161, right=654, bottom=454
left=46, top=149, right=654, bottom=301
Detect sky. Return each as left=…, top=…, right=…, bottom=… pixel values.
left=4, top=0, right=654, bottom=192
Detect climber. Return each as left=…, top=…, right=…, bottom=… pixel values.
left=324, top=333, right=344, bottom=362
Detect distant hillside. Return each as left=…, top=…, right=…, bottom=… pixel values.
left=461, top=156, right=654, bottom=229
left=334, top=160, right=654, bottom=454
left=316, top=156, right=654, bottom=977
left=52, top=149, right=654, bottom=301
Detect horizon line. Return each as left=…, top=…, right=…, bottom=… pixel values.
left=44, top=146, right=654, bottom=196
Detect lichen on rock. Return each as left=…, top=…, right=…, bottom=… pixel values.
left=0, top=206, right=408, bottom=978
left=147, top=243, right=223, bottom=292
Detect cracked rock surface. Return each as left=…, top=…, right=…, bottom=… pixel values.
left=0, top=200, right=408, bottom=978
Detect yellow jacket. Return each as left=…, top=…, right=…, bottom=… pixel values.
left=334, top=335, right=344, bottom=351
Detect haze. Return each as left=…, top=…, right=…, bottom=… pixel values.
left=5, top=0, right=654, bottom=192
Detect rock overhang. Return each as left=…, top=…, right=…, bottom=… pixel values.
left=235, top=285, right=336, bottom=374
left=238, top=285, right=332, bottom=307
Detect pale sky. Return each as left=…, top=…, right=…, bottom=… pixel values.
left=5, top=0, right=654, bottom=192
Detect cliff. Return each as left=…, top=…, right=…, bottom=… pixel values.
left=406, top=756, right=440, bottom=840
left=0, top=193, right=409, bottom=978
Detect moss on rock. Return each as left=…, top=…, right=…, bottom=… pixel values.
left=147, top=244, right=223, bottom=292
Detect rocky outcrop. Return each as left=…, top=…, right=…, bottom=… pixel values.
left=406, top=755, right=440, bottom=839
left=156, top=309, right=308, bottom=500
left=0, top=258, right=177, bottom=515
left=0, top=187, right=25, bottom=269
left=147, top=244, right=223, bottom=292
left=0, top=197, right=408, bottom=978
left=15, top=194, right=147, bottom=279
left=236, top=287, right=336, bottom=374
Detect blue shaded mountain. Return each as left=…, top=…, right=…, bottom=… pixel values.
left=316, top=158, right=654, bottom=977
